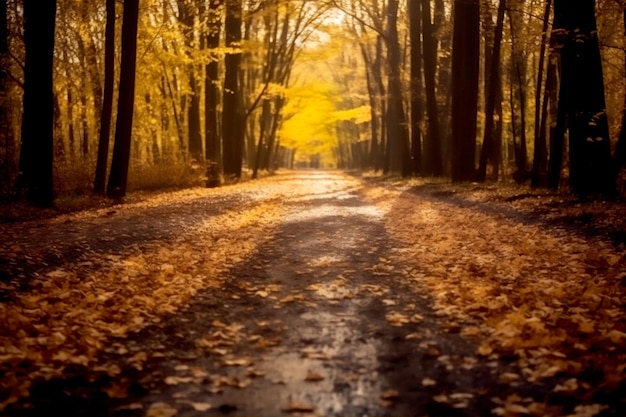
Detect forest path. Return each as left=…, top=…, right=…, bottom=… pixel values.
left=1, top=171, right=626, bottom=416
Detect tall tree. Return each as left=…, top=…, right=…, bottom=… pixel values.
left=551, top=0, right=613, bottom=195
left=18, top=0, right=57, bottom=206
left=478, top=0, right=506, bottom=182
left=178, top=0, right=204, bottom=162
left=450, top=0, right=480, bottom=182
left=0, top=0, right=11, bottom=197
left=94, top=0, right=116, bottom=195
left=421, top=0, right=443, bottom=176
left=409, top=0, right=423, bottom=175
left=385, top=0, right=411, bottom=176
left=106, top=0, right=140, bottom=199
left=222, top=0, right=243, bottom=178
left=530, top=0, right=553, bottom=186
left=205, top=0, right=223, bottom=187
left=614, top=2, right=626, bottom=183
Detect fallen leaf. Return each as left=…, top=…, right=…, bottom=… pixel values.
left=305, top=371, right=325, bottom=382
left=146, top=402, right=177, bottom=417
left=103, top=383, right=129, bottom=399
left=191, top=402, right=212, bottom=411
left=282, top=400, right=315, bottom=412
left=164, top=376, right=194, bottom=385
left=222, top=357, right=253, bottom=367
left=422, top=378, right=436, bottom=386
left=382, top=389, right=400, bottom=400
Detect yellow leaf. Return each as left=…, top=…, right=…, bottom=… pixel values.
left=146, top=402, right=177, bottom=417
left=191, top=402, right=212, bottom=411
left=382, top=389, right=400, bottom=400
left=604, top=330, right=626, bottom=343
left=281, top=400, right=315, bottom=413
left=477, top=344, right=493, bottom=356
left=422, top=378, right=436, bottom=386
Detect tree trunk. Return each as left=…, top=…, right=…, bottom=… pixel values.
left=552, top=0, right=613, bottom=195
left=94, top=0, right=115, bottom=195
left=361, top=50, right=380, bottom=170
left=18, top=0, right=57, bottom=206
left=450, top=0, right=480, bottom=182
left=478, top=0, right=505, bottom=182
left=421, top=0, right=442, bottom=176
left=614, top=3, right=626, bottom=186
left=106, top=0, right=139, bottom=199
left=409, top=0, right=423, bottom=176
left=178, top=0, right=203, bottom=162
left=508, top=0, right=529, bottom=182
left=385, top=0, right=411, bottom=177
left=531, top=0, right=553, bottom=186
left=435, top=0, right=453, bottom=174
left=0, top=1, right=13, bottom=197
left=222, top=0, right=243, bottom=178
left=252, top=99, right=270, bottom=179
left=205, top=0, right=222, bottom=187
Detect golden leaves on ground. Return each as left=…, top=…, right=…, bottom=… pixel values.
left=146, top=402, right=177, bottom=417
left=0, top=196, right=288, bottom=410
left=363, top=184, right=626, bottom=405
left=385, top=311, right=423, bottom=327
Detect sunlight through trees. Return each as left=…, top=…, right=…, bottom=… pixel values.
left=0, top=0, right=625, bottom=203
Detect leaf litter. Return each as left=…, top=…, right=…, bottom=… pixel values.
left=361, top=179, right=626, bottom=414
left=0, top=179, right=292, bottom=410
left=1, top=172, right=626, bottom=415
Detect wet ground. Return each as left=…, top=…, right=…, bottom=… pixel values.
left=1, top=171, right=625, bottom=416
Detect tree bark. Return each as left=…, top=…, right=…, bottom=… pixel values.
left=385, top=0, right=411, bottom=177
left=222, top=0, right=243, bottom=178
left=18, top=0, right=57, bottom=206
left=478, top=0, right=506, bottom=182
left=435, top=0, right=453, bottom=173
left=614, top=3, right=626, bottom=183
left=0, top=0, right=13, bottom=197
left=178, top=0, right=203, bottom=162
left=531, top=0, right=553, bottom=186
left=205, top=0, right=222, bottom=187
left=94, top=0, right=116, bottom=195
left=450, top=0, right=480, bottom=182
left=409, top=0, right=423, bottom=176
left=421, top=0, right=442, bottom=176
left=552, top=0, right=613, bottom=195
left=106, top=0, right=139, bottom=199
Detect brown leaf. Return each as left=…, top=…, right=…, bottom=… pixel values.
left=282, top=401, right=315, bottom=413
left=191, top=402, right=212, bottom=411
left=304, top=371, right=325, bottom=382
left=146, top=402, right=177, bottom=417
left=382, top=389, right=400, bottom=400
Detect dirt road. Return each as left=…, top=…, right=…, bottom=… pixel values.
left=1, top=171, right=625, bottom=416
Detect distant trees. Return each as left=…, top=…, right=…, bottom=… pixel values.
left=2, top=0, right=626, bottom=203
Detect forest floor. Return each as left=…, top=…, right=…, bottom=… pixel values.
left=1, top=170, right=625, bottom=417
